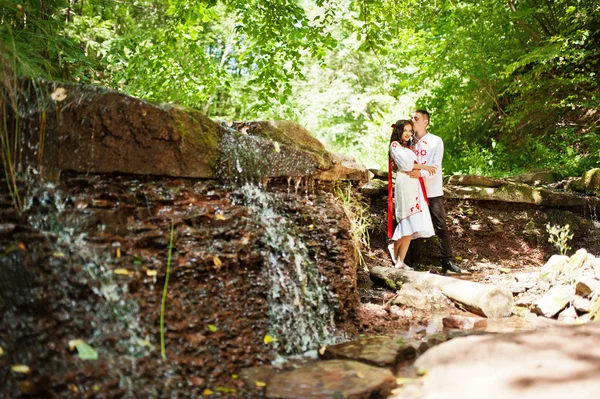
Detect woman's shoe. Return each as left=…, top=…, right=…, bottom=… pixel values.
left=388, top=244, right=396, bottom=264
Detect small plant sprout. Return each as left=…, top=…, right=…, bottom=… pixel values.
left=545, top=223, right=574, bottom=256
left=160, top=219, right=175, bottom=360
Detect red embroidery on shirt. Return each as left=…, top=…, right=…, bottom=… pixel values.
left=420, top=149, right=427, bottom=156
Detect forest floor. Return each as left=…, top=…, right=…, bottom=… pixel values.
left=354, top=195, right=600, bottom=334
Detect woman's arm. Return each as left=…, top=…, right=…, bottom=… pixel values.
left=412, top=164, right=437, bottom=174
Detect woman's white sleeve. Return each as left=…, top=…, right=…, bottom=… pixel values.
left=390, top=146, right=416, bottom=171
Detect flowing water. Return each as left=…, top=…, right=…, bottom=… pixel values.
left=218, top=128, right=342, bottom=356
left=235, top=184, right=338, bottom=356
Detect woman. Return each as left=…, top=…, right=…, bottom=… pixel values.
left=387, top=120, right=436, bottom=269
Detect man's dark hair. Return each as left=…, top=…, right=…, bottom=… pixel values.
left=414, top=109, right=430, bottom=123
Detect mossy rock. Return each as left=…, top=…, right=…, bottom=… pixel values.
left=580, top=168, right=600, bottom=195
left=510, top=170, right=560, bottom=186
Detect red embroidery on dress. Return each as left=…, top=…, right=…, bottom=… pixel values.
left=391, top=142, right=398, bottom=148
left=420, top=149, right=427, bottom=156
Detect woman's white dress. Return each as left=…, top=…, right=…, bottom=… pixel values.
left=390, top=142, right=435, bottom=240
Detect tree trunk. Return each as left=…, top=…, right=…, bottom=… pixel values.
left=370, top=266, right=514, bottom=318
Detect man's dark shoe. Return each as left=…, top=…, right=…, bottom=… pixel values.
left=441, top=260, right=461, bottom=274
left=407, top=263, right=421, bottom=271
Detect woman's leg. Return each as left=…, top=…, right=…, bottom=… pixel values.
left=393, top=235, right=411, bottom=266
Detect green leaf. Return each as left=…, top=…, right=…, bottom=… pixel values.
left=75, top=341, right=98, bottom=360
left=207, top=324, right=218, bottom=333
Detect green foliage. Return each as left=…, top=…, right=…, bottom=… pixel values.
left=334, top=182, right=371, bottom=270
left=1, top=0, right=599, bottom=177
left=545, top=223, right=573, bottom=256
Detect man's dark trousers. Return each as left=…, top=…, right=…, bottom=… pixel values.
left=406, top=196, right=452, bottom=264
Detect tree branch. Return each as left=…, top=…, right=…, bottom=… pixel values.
left=507, top=0, right=544, bottom=43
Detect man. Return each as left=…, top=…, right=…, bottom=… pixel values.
left=406, top=109, right=461, bottom=274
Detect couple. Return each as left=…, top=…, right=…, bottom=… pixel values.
left=387, top=110, right=461, bottom=274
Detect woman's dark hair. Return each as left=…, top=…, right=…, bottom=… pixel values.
left=390, top=119, right=414, bottom=147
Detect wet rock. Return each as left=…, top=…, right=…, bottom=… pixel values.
left=320, top=335, right=416, bottom=370
left=575, top=277, right=600, bottom=297
left=442, top=315, right=487, bottom=330
left=265, top=360, right=396, bottom=399
left=533, top=285, right=575, bottom=317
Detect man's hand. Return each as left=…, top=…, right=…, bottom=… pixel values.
left=407, top=170, right=420, bottom=179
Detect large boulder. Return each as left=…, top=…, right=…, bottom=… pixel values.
left=9, top=78, right=368, bottom=182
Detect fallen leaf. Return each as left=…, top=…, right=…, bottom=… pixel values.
left=308, top=224, right=314, bottom=231
left=11, top=365, right=31, bottom=374
left=146, top=269, right=157, bottom=277
left=207, top=324, right=218, bottom=333
left=0, top=345, right=4, bottom=356
left=51, top=87, right=67, bottom=101
left=68, top=384, right=79, bottom=393
left=18, top=242, right=26, bottom=250
left=137, top=339, right=152, bottom=347
left=255, top=381, right=266, bottom=387
left=416, top=367, right=427, bottom=376
left=52, top=251, right=66, bottom=257
left=263, top=334, right=278, bottom=344
left=202, top=388, right=213, bottom=396
left=215, top=387, right=236, bottom=393
left=215, top=214, right=226, bottom=220
left=273, top=142, right=280, bottom=153
left=213, top=256, right=222, bottom=268
left=113, top=268, right=130, bottom=276
left=240, top=126, right=249, bottom=134
left=74, top=341, right=98, bottom=360
left=318, top=345, right=326, bottom=355
left=455, top=256, right=463, bottom=261
left=396, top=377, right=412, bottom=385
left=116, top=248, right=121, bottom=258
left=231, top=374, right=238, bottom=379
